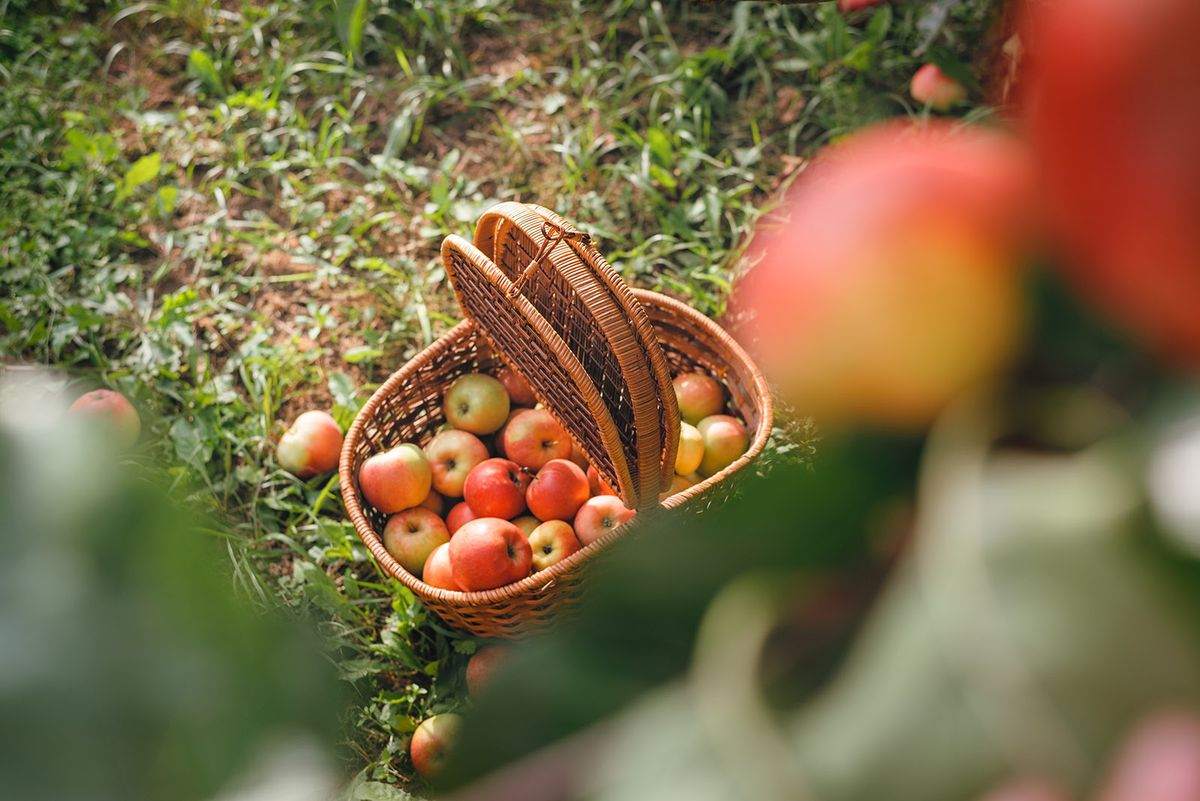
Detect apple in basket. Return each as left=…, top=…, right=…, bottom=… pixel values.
left=573, top=495, right=636, bottom=547
left=467, top=645, right=511, bottom=697
left=418, top=489, right=446, bottom=516
left=450, top=518, right=533, bottom=591
left=410, top=712, right=463, bottom=780
left=697, top=414, right=750, bottom=477
left=383, top=507, right=449, bottom=577
left=674, top=421, right=705, bottom=476
left=526, top=458, right=590, bottom=522
left=497, top=367, right=538, bottom=407
left=502, top=408, right=573, bottom=470
left=422, top=543, right=462, bottom=591
left=68, top=388, right=141, bottom=448
left=511, top=515, right=541, bottom=537
left=424, top=429, right=490, bottom=498
left=528, top=520, right=582, bottom=572
left=673, top=372, right=724, bottom=425
left=444, top=373, right=510, bottom=435
left=464, top=458, right=532, bottom=519
left=446, top=501, right=478, bottom=535
left=491, top=407, right=528, bottom=458
left=359, top=444, right=432, bottom=513
left=661, top=472, right=699, bottom=501
left=587, top=464, right=617, bottom=496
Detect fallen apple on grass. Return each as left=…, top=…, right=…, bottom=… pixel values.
left=463, top=458, right=531, bottom=519
left=410, top=712, right=463, bottom=780
left=910, top=63, right=967, bottom=110
left=573, top=495, right=636, bottom=547
left=697, top=414, right=750, bottom=477
left=673, top=372, right=724, bottom=425
left=466, top=645, right=511, bottom=697
left=424, top=429, right=489, bottom=497
left=450, top=517, right=533, bottom=591
left=526, top=458, right=590, bottom=522
left=359, top=443, right=432, bottom=514
left=502, top=408, right=573, bottom=471
left=68, top=388, right=141, bottom=448
left=383, top=508, right=450, bottom=577
left=422, top=543, right=462, bottom=591
left=444, top=373, right=510, bottom=435
left=528, top=520, right=582, bottom=572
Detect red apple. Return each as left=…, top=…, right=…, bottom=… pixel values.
left=526, top=459, right=590, bottom=522
left=573, top=495, right=636, bottom=547
left=910, top=63, right=967, bottom=110
left=446, top=501, right=478, bottom=535
left=383, top=508, right=450, bottom=577
left=502, top=408, right=572, bottom=471
left=511, top=515, right=540, bottom=537
left=463, top=458, right=531, bottom=519
left=697, top=415, right=750, bottom=477
left=444, top=373, right=510, bottom=434
left=673, top=373, right=724, bottom=425
left=839, top=0, right=885, bottom=11
left=424, top=429, right=489, bottom=498
left=68, top=389, right=141, bottom=448
left=497, top=367, right=537, bottom=407
left=450, top=517, right=533, bottom=591
left=528, top=520, right=582, bottom=572
left=587, top=464, right=617, bottom=496
left=675, top=421, right=704, bottom=476
left=491, top=407, right=528, bottom=458
left=358, top=444, right=432, bottom=514
left=410, top=713, right=463, bottom=781
left=568, top=442, right=589, bottom=471
left=422, top=542, right=462, bottom=591
left=418, top=489, right=446, bottom=516
left=467, top=645, right=510, bottom=697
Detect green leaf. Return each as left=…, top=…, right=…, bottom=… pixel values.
left=187, top=48, right=224, bottom=95
left=926, top=45, right=982, bottom=93
left=865, top=5, right=892, bottom=43
left=334, top=0, right=371, bottom=60
left=647, top=127, right=673, bottom=167
left=342, top=346, right=383, bottom=364
left=118, top=153, right=161, bottom=200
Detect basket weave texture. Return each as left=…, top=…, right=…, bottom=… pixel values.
left=340, top=204, right=772, bottom=638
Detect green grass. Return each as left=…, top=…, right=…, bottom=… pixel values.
left=0, top=0, right=999, bottom=791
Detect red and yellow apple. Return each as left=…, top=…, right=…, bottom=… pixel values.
left=422, top=543, right=462, bottom=591
left=68, top=389, right=141, bottom=448
left=449, top=517, right=533, bottom=591
left=497, top=367, right=537, bottom=407
left=463, top=458, right=531, bottom=519
left=502, top=409, right=573, bottom=471
left=672, top=373, right=724, bottom=425
left=511, top=515, right=540, bottom=537
left=410, top=713, right=463, bottom=780
left=490, top=407, right=527, bottom=458
left=674, top=421, right=704, bottom=476
left=568, top=441, right=589, bottom=471
left=424, top=429, right=489, bottom=498
left=466, top=645, right=510, bottom=697
left=444, top=373, right=510, bottom=434
left=660, top=472, right=699, bottom=501
left=359, top=444, right=432, bottom=514
left=446, top=501, right=478, bottom=535
left=526, top=458, right=590, bottom=522
left=528, top=520, right=582, bottom=572
left=573, top=495, right=636, bottom=547
left=697, top=415, right=749, bottom=477
left=910, top=63, right=967, bottom=110
left=383, top=508, right=450, bottom=577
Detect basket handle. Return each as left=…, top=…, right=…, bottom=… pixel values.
left=505, top=220, right=591, bottom=299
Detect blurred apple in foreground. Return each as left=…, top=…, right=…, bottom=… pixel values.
left=731, top=121, right=1031, bottom=430
left=68, top=389, right=141, bottom=448
left=1021, top=0, right=1200, bottom=364
left=411, top=713, right=463, bottom=780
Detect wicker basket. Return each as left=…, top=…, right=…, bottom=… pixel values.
left=340, top=204, right=772, bottom=638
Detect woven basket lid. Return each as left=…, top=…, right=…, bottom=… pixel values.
left=441, top=203, right=679, bottom=509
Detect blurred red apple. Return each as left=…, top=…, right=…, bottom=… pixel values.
left=383, top=507, right=449, bottom=577
left=466, top=645, right=510, bottom=697
left=463, top=458, right=531, bottom=519
left=444, top=373, right=510, bottom=434
left=587, top=464, right=617, bottom=496
left=422, top=542, right=462, bottom=591
left=358, top=444, right=432, bottom=513
left=911, top=63, right=967, bottom=110
left=673, top=372, right=723, bottom=425
left=502, top=409, right=572, bottom=471
left=526, top=458, right=590, bottom=522
left=446, top=501, right=478, bottom=535
left=528, top=520, right=581, bottom=572
left=450, top=518, right=533, bottom=591
left=410, top=712, right=462, bottom=780
left=68, top=389, right=141, bottom=448
left=696, top=415, right=749, bottom=477
left=1022, top=0, right=1200, bottom=363
left=731, top=120, right=1031, bottom=430
left=839, top=0, right=885, bottom=12
left=497, top=367, right=537, bottom=407
left=573, top=495, right=636, bottom=547
left=424, top=429, right=489, bottom=498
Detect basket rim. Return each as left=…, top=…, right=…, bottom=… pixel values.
left=338, top=288, right=774, bottom=609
